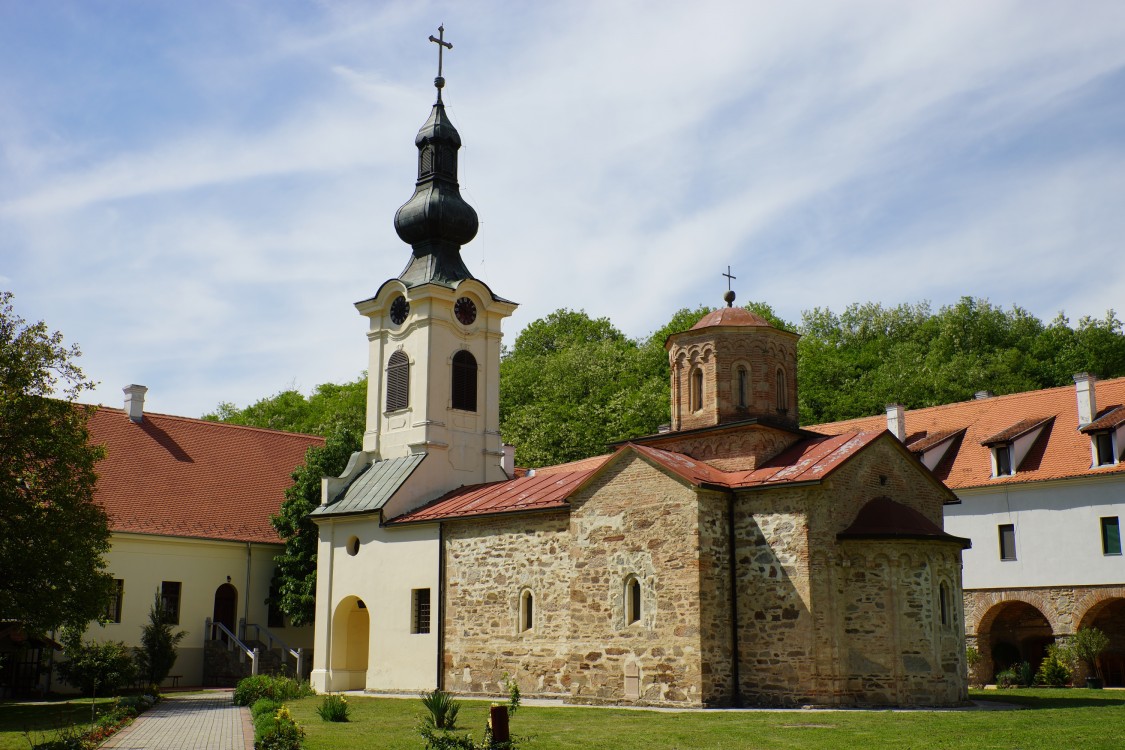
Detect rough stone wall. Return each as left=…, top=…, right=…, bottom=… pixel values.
left=696, top=490, right=734, bottom=705
left=442, top=510, right=573, bottom=698
left=566, top=456, right=708, bottom=705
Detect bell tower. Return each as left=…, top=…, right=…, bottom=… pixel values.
left=354, top=28, right=516, bottom=486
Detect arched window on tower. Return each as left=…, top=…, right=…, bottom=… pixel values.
left=386, top=351, right=409, bottom=412
left=691, top=368, right=704, bottom=412
left=737, top=366, right=749, bottom=408
left=452, top=350, right=477, bottom=411
left=420, top=146, right=434, bottom=176
left=776, top=368, right=788, bottom=413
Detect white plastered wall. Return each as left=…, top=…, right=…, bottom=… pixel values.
left=945, top=474, right=1125, bottom=589
left=310, top=516, right=439, bottom=693
left=74, top=533, right=313, bottom=690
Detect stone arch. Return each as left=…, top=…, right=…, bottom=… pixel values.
left=1075, top=591, right=1125, bottom=687
left=330, top=596, right=370, bottom=691
left=975, top=599, right=1055, bottom=681
left=969, top=591, right=1064, bottom=636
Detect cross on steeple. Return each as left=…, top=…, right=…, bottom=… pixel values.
left=428, top=25, right=453, bottom=98
left=722, top=266, right=737, bottom=307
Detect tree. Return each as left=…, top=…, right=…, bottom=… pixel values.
left=268, top=424, right=361, bottom=625
left=136, top=591, right=186, bottom=686
left=55, top=630, right=136, bottom=696
left=0, top=292, right=113, bottom=636
left=204, top=374, right=367, bottom=437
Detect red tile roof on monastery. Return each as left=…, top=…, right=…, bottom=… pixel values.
left=690, top=306, right=774, bottom=330
left=389, top=431, right=884, bottom=524
left=87, top=407, right=324, bottom=544
left=808, top=376, right=1125, bottom=489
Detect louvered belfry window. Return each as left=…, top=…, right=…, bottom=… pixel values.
left=386, top=350, right=409, bottom=412
left=452, top=350, right=477, bottom=411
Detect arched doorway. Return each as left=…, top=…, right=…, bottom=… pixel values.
left=980, top=601, right=1053, bottom=681
left=1079, top=597, right=1125, bottom=687
left=213, top=583, right=238, bottom=643
left=330, top=597, right=370, bottom=691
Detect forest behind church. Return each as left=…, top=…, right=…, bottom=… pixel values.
left=207, top=297, right=1125, bottom=468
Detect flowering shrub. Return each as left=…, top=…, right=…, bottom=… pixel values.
left=316, top=693, right=350, bottom=722
left=254, top=705, right=305, bottom=750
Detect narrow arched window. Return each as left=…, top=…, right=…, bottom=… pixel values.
left=386, top=351, right=409, bottom=412
left=737, top=366, right=748, bottom=408
left=939, top=581, right=950, bottom=627
left=776, top=368, right=788, bottom=413
left=452, top=350, right=477, bottom=411
left=625, top=576, right=641, bottom=625
left=691, top=368, right=704, bottom=412
left=520, top=590, right=534, bottom=632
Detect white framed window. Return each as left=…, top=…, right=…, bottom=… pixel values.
left=412, top=588, right=431, bottom=634
left=993, top=444, right=1014, bottom=477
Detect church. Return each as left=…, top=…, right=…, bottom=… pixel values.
left=308, top=46, right=970, bottom=707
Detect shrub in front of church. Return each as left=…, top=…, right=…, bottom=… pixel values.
left=315, top=693, right=349, bottom=722
left=1035, top=643, right=1075, bottom=687
left=56, top=632, right=137, bottom=696
left=254, top=705, right=305, bottom=750
left=234, top=674, right=313, bottom=706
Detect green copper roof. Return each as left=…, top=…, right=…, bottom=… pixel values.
left=310, top=454, right=425, bottom=518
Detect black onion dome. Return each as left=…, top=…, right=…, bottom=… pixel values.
left=394, top=99, right=478, bottom=287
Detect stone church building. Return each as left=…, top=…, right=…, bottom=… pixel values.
left=308, top=66, right=970, bottom=707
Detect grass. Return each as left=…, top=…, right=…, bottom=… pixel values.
left=0, top=696, right=115, bottom=750
left=283, top=688, right=1125, bottom=750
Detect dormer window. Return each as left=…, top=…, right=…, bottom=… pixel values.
left=981, top=416, right=1053, bottom=479
left=1095, top=432, right=1117, bottom=466
left=994, top=444, right=1013, bottom=477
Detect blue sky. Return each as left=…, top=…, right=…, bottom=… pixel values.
left=3, top=1, right=1125, bottom=419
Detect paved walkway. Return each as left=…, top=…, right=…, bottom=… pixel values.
left=101, top=691, right=252, bottom=750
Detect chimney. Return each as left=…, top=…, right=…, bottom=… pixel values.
left=886, top=404, right=906, bottom=442
left=1074, top=373, right=1097, bottom=426
left=975, top=390, right=994, bottom=400
left=502, top=443, right=515, bottom=478
left=123, top=384, right=148, bottom=423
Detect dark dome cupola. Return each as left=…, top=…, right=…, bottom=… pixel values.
left=394, top=26, right=478, bottom=288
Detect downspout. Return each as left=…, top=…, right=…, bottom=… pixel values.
left=437, top=522, right=446, bottom=691
left=244, top=542, right=252, bottom=632
left=727, top=491, right=742, bottom=707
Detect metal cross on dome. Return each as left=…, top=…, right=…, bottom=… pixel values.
left=428, top=24, right=453, bottom=92
left=723, top=266, right=737, bottom=291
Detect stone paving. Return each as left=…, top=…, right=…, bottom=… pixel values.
left=101, top=691, right=252, bottom=750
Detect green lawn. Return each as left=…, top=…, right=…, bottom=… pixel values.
left=287, top=689, right=1125, bottom=750
left=0, top=696, right=115, bottom=750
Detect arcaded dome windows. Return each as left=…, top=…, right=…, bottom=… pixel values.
left=386, top=350, right=410, bottom=412
left=452, top=350, right=477, bottom=411
left=776, top=367, right=788, bottom=413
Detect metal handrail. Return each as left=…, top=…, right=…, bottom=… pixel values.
left=205, top=618, right=259, bottom=675
left=240, top=620, right=304, bottom=677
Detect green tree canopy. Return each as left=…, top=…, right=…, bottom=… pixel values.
left=0, top=292, right=113, bottom=636
left=204, top=374, right=366, bottom=436
left=268, top=424, right=361, bottom=625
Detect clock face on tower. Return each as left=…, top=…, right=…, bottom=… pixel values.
left=454, top=297, right=477, bottom=326
left=389, top=295, right=410, bottom=325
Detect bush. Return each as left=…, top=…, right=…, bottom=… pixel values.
left=234, top=674, right=313, bottom=706
left=995, top=668, right=1018, bottom=688
left=316, top=693, right=350, bottom=722
left=254, top=705, right=305, bottom=750
left=420, top=688, right=461, bottom=730
left=1036, top=643, right=1074, bottom=687
left=56, top=633, right=137, bottom=696
left=1017, top=660, right=1035, bottom=687
left=1071, top=627, right=1111, bottom=677
left=136, top=591, right=186, bottom=685
left=252, top=698, right=282, bottom=719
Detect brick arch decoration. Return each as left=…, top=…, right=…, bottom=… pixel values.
left=969, top=592, right=1063, bottom=637
left=1074, top=587, right=1125, bottom=632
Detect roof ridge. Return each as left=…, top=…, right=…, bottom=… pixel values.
left=87, top=404, right=326, bottom=441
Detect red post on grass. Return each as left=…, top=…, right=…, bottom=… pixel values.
left=488, top=704, right=510, bottom=744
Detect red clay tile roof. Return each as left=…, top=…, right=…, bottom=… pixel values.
left=906, top=428, right=964, bottom=453
left=87, top=407, right=324, bottom=544
left=1081, top=405, right=1125, bottom=433
left=979, top=416, right=1053, bottom=446
left=808, top=376, right=1125, bottom=489
left=837, top=496, right=970, bottom=548
left=690, top=306, right=774, bottom=330
left=390, top=431, right=890, bottom=523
